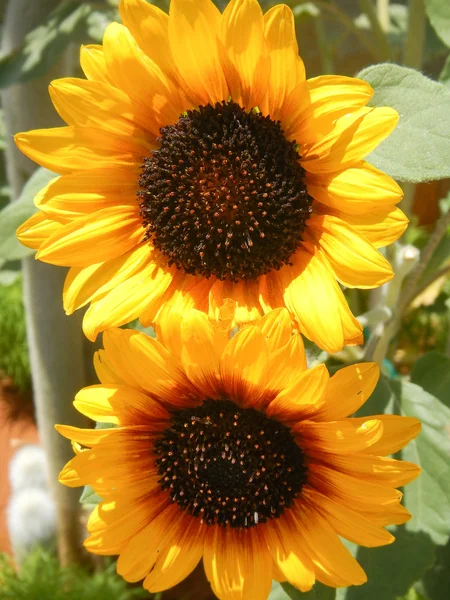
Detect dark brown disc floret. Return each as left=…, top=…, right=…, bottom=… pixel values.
left=153, top=399, right=307, bottom=529
left=138, top=101, right=313, bottom=281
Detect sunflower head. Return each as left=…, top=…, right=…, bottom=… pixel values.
left=57, top=307, right=420, bottom=599
left=16, top=0, right=406, bottom=352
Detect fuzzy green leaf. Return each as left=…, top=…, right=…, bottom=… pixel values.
left=79, top=485, right=102, bottom=508
left=359, top=63, right=450, bottom=182
left=0, top=167, right=56, bottom=261
left=0, top=1, right=92, bottom=89
left=425, top=0, right=450, bottom=48
left=336, top=527, right=436, bottom=600
left=393, top=380, right=450, bottom=545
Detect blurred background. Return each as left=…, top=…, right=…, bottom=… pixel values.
left=0, top=1, right=449, bottom=599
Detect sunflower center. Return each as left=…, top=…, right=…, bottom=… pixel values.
left=153, top=399, right=307, bottom=528
left=138, top=101, right=313, bottom=281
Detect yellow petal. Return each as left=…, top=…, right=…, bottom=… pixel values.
left=74, top=384, right=169, bottom=425
left=36, top=205, right=143, bottom=267
left=290, top=75, right=373, bottom=144
left=267, top=332, right=307, bottom=392
left=278, top=243, right=352, bottom=353
left=35, top=166, right=140, bottom=222
left=338, top=206, right=409, bottom=248
left=354, top=415, right=421, bottom=456
left=16, top=212, right=64, bottom=250
left=261, top=4, right=305, bottom=119
left=255, top=307, right=293, bottom=354
left=265, top=514, right=315, bottom=592
left=80, top=45, right=111, bottom=84
left=219, top=325, right=269, bottom=408
left=93, top=349, right=125, bottom=385
left=291, top=501, right=367, bottom=587
left=63, top=243, right=151, bottom=314
left=203, top=527, right=273, bottom=600
left=295, top=418, right=383, bottom=454
left=314, top=363, right=380, bottom=421
left=307, top=214, right=393, bottom=288
left=219, top=0, right=270, bottom=109
left=304, top=488, right=394, bottom=548
left=308, top=464, right=403, bottom=510
left=169, top=0, right=228, bottom=105
left=103, top=23, right=185, bottom=136
left=82, top=259, right=174, bottom=341
left=49, top=78, right=154, bottom=140
left=15, top=126, right=148, bottom=174
left=306, top=160, right=403, bottom=215
left=266, top=364, right=329, bottom=422
left=143, top=517, right=205, bottom=593
left=180, top=309, right=224, bottom=398
left=323, top=452, right=421, bottom=487
left=302, top=106, right=398, bottom=173
left=55, top=424, right=110, bottom=446
left=102, top=328, right=195, bottom=409
left=85, top=497, right=154, bottom=555
left=208, top=278, right=262, bottom=325
left=116, top=503, right=183, bottom=582
left=119, top=0, right=178, bottom=79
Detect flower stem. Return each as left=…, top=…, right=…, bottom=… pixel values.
left=366, top=210, right=450, bottom=364
left=377, top=0, right=390, bottom=31
left=403, top=0, right=426, bottom=68
left=358, top=0, right=392, bottom=61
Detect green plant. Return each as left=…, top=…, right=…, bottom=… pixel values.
left=0, top=548, right=151, bottom=600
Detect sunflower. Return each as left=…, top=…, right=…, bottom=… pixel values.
left=57, top=307, right=420, bottom=599
left=16, top=0, right=406, bottom=352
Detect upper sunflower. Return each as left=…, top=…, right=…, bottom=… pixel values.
left=15, top=0, right=406, bottom=351
left=56, top=307, right=421, bottom=599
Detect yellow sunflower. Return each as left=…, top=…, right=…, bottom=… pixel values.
left=16, top=0, right=406, bottom=351
left=57, top=307, right=420, bottom=599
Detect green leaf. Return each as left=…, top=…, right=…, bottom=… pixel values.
left=270, top=581, right=290, bottom=600
left=337, top=528, right=435, bottom=600
left=79, top=484, right=102, bottom=508
left=410, top=351, right=450, bottom=408
left=0, top=167, right=56, bottom=260
left=439, top=54, right=450, bottom=85
left=425, top=0, right=450, bottom=48
left=0, top=259, right=22, bottom=286
left=358, top=63, right=450, bottom=182
left=395, top=380, right=450, bottom=545
left=0, top=1, right=92, bottom=89
left=282, top=582, right=335, bottom=599
left=421, top=537, right=450, bottom=600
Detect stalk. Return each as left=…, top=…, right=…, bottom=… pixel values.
left=1, top=0, right=91, bottom=566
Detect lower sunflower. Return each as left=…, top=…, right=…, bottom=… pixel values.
left=57, top=308, right=420, bottom=599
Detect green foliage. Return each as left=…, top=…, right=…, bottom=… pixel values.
left=79, top=485, right=103, bottom=509
left=337, top=529, right=435, bottom=600
left=398, top=381, right=450, bottom=545
left=359, top=63, right=450, bottom=183
left=0, top=276, right=30, bottom=392
left=0, top=167, right=56, bottom=262
left=425, top=0, right=450, bottom=48
left=421, top=538, right=450, bottom=599
left=0, top=1, right=92, bottom=90
left=411, top=351, right=450, bottom=408
left=282, top=582, right=335, bottom=599
left=0, top=548, right=149, bottom=600
left=439, top=54, right=450, bottom=84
